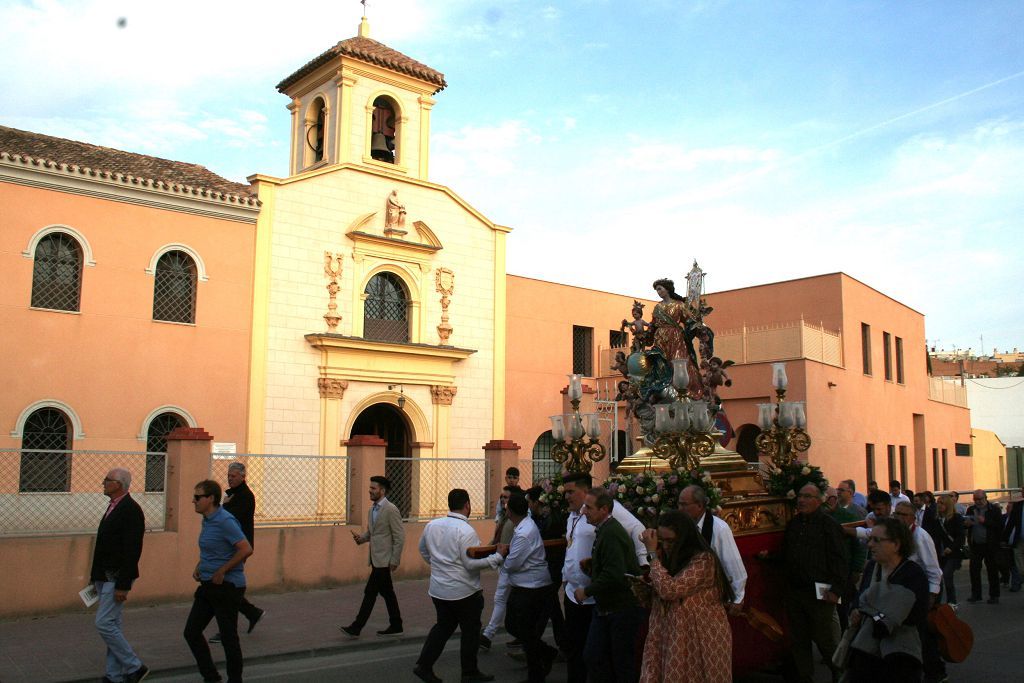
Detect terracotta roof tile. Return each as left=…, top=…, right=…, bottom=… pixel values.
left=0, top=125, right=258, bottom=204
left=277, top=36, right=446, bottom=94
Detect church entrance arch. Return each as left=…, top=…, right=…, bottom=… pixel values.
left=351, top=403, right=412, bottom=517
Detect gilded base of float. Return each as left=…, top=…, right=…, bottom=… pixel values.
left=615, top=441, right=749, bottom=475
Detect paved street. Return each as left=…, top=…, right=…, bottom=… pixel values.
left=1, top=570, right=1021, bottom=682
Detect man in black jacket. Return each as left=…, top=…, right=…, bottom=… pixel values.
left=965, top=489, right=1004, bottom=603
left=210, top=462, right=264, bottom=643
left=1001, top=491, right=1023, bottom=592
left=92, top=467, right=148, bottom=683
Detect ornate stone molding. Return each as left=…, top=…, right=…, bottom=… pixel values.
left=323, top=251, right=344, bottom=331
left=318, top=378, right=349, bottom=399
left=430, top=385, right=458, bottom=405
left=435, top=267, right=455, bottom=345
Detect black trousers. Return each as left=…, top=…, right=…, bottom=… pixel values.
left=506, top=585, right=557, bottom=683
left=239, top=588, right=262, bottom=623
left=352, top=566, right=403, bottom=629
left=563, top=595, right=594, bottom=683
left=969, top=544, right=1001, bottom=599
left=417, top=590, right=483, bottom=675
left=184, top=582, right=244, bottom=683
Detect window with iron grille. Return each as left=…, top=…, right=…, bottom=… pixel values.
left=531, top=431, right=561, bottom=481
left=152, top=250, right=197, bottom=323
left=887, top=444, right=896, bottom=483
left=572, top=326, right=593, bottom=376
left=609, top=330, right=628, bottom=348
left=145, top=412, right=185, bottom=492
left=865, top=443, right=875, bottom=483
left=364, top=272, right=410, bottom=342
left=31, top=232, right=83, bottom=311
left=19, top=407, right=72, bottom=492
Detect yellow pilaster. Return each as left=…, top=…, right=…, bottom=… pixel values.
left=287, top=99, right=300, bottom=176
left=336, top=75, right=357, bottom=165
left=245, top=175, right=279, bottom=453
left=418, top=95, right=435, bottom=180
left=431, top=386, right=455, bottom=456
left=492, top=229, right=508, bottom=439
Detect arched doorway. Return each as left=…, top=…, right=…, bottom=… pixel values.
left=351, top=402, right=412, bottom=517
left=735, top=424, right=762, bottom=464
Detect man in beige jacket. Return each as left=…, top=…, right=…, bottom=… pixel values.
left=341, top=475, right=405, bottom=636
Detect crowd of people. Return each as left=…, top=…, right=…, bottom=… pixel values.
left=86, top=463, right=1023, bottom=683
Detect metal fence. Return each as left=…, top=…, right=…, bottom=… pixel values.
left=210, top=454, right=350, bottom=527
left=383, top=456, right=488, bottom=521
left=0, top=449, right=166, bottom=536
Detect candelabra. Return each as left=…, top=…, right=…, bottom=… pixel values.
left=754, top=362, right=811, bottom=467
left=648, top=358, right=717, bottom=471
left=550, top=374, right=606, bottom=473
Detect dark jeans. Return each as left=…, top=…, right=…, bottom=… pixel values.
left=417, top=591, right=484, bottom=675
left=239, top=588, right=262, bottom=624
left=969, top=544, right=1000, bottom=599
left=184, top=581, right=244, bottom=683
left=352, top=566, right=403, bottom=629
left=563, top=595, right=594, bottom=683
left=848, top=648, right=922, bottom=683
left=941, top=556, right=960, bottom=604
left=784, top=589, right=840, bottom=683
left=582, top=606, right=642, bottom=683
left=506, top=584, right=557, bottom=683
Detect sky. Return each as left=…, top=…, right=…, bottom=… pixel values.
left=2, top=0, right=1023, bottom=355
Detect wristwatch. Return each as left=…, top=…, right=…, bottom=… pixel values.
left=872, top=612, right=885, bottom=623
left=646, top=552, right=657, bottom=563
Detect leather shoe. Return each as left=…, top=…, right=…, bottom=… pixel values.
left=478, top=634, right=492, bottom=651
left=339, top=624, right=360, bottom=638
left=377, top=625, right=404, bottom=636
left=986, top=597, right=999, bottom=604
left=461, top=672, right=495, bottom=682
left=126, top=664, right=150, bottom=682
left=247, top=608, right=265, bottom=634
left=414, top=666, right=443, bottom=683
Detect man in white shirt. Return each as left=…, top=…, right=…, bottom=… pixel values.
left=889, top=479, right=911, bottom=507
left=561, top=472, right=596, bottom=683
left=415, top=489, right=503, bottom=683
left=678, top=485, right=747, bottom=615
left=610, top=492, right=649, bottom=570
left=499, top=494, right=558, bottom=683
left=893, top=501, right=946, bottom=683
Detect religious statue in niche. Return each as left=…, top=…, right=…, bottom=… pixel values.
left=384, top=190, right=407, bottom=237
left=435, top=267, right=455, bottom=345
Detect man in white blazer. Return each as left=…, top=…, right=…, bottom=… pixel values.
left=341, top=475, right=405, bottom=637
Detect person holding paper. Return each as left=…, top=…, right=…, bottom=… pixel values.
left=782, top=483, right=849, bottom=683
left=91, top=467, right=148, bottom=683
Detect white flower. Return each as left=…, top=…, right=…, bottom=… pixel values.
left=801, top=466, right=811, bottom=476
left=786, top=490, right=796, bottom=499
left=636, top=486, right=645, bottom=495
left=651, top=494, right=660, bottom=503
left=557, top=485, right=565, bottom=493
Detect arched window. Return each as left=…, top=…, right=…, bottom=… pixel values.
left=306, top=97, right=326, bottom=166
left=153, top=250, right=197, bottom=323
left=19, top=407, right=72, bottom=492
left=145, top=412, right=186, bottom=492
left=31, top=232, right=83, bottom=311
left=370, top=96, right=398, bottom=163
left=531, top=430, right=561, bottom=481
left=364, top=272, right=409, bottom=342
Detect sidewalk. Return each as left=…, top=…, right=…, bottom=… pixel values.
left=0, top=572, right=501, bottom=683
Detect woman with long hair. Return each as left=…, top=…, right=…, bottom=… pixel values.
left=934, top=494, right=966, bottom=606
left=639, top=509, right=733, bottom=683
left=847, top=517, right=930, bottom=682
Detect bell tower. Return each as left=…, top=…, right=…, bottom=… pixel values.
left=276, top=15, right=447, bottom=180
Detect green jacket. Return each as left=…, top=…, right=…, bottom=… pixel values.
left=584, top=516, right=640, bottom=612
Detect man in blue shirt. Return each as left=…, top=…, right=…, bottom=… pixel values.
left=183, top=479, right=253, bottom=683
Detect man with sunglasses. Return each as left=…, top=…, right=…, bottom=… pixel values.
left=183, top=480, right=253, bottom=683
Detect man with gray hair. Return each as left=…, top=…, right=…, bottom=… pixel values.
left=678, top=484, right=746, bottom=614
left=91, top=467, right=148, bottom=682
left=210, top=462, right=264, bottom=643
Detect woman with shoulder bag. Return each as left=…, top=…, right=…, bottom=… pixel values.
left=846, top=517, right=930, bottom=682
left=935, top=494, right=966, bottom=606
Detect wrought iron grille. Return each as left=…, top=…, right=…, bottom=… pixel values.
left=145, top=412, right=184, bottom=492
left=19, top=408, right=71, bottom=492
left=383, top=457, right=487, bottom=521
left=364, top=272, right=410, bottom=342
left=152, top=250, right=197, bottom=323
left=572, top=325, right=593, bottom=376
left=3, top=449, right=165, bottom=535
left=30, top=232, right=82, bottom=311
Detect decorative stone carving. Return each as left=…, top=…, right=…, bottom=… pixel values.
left=435, top=267, right=455, bottom=345
left=323, top=251, right=344, bottom=331
left=384, top=190, right=407, bottom=238
left=430, top=385, right=458, bottom=405
left=318, top=378, right=349, bottom=399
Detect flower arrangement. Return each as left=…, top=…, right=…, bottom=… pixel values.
left=602, top=469, right=723, bottom=528
left=763, top=460, right=829, bottom=499
left=537, top=473, right=570, bottom=519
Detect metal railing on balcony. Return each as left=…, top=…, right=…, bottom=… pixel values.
left=928, top=377, right=969, bottom=408
left=0, top=449, right=166, bottom=536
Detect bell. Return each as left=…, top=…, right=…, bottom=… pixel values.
left=371, top=133, right=393, bottom=161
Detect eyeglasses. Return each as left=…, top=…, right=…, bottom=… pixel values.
left=193, top=494, right=211, bottom=502
left=867, top=536, right=893, bottom=544
left=102, top=478, right=118, bottom=484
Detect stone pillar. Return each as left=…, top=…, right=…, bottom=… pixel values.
left=165, top=427, right=214, bottom=535
left=318, top=378, right=349, bottom=456
left=344, top=434, right=386, bottom=528
left=431, top=384, right=457, bottom=457
left=484, top=440, right=520, bottom=516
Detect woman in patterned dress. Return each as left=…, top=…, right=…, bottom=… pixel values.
left=639, top=510, right=733, bottom=683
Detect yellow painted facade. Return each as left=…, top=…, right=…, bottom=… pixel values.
left=246, top=24, right=508, bottom=458
left=971, top=428, right=1008, bottom=489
